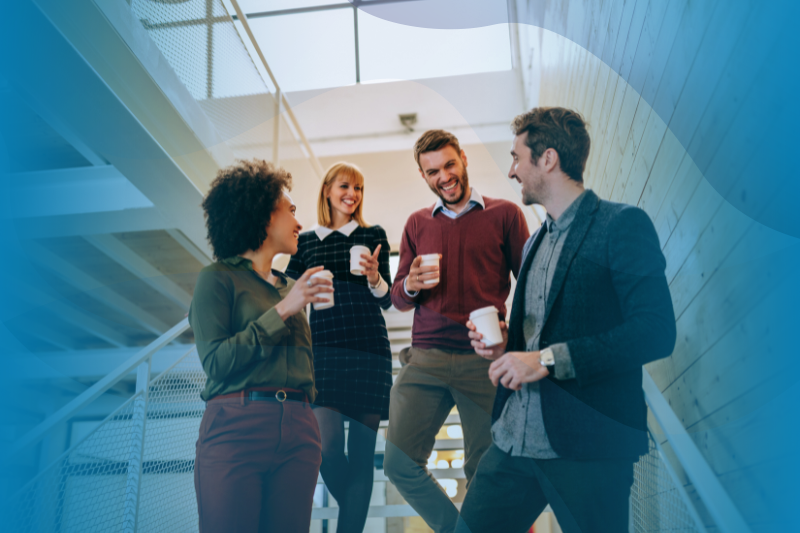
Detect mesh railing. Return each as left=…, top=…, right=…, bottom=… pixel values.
left=4, top=349, right=207, bottom=533
left=6, top=349, right=715, bottom=533
left=128, top=0, right=320, bottom=176
left=631, top=434, right=705, bottom=533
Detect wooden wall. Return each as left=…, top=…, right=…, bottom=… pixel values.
left=511, top=0, right=799, bottom=530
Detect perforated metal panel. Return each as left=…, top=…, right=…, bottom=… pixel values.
left=631, top=434, right=705, bottom=532
left=5, top=350, right=207, bottom=533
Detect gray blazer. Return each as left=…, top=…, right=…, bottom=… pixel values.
left=492, top=190, right=676, bottom=460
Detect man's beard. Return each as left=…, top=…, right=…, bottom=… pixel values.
left=434, top=167, right=470, bottom=206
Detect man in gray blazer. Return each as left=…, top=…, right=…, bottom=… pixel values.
left=455, top=107, right=677, bottom=533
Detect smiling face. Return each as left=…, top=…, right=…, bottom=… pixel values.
left=326, top=175, right=363, bottom=220
left=418, top=145, right=470, bottom=206
left=265, top=192, right=302, bottom=255
left=509, top=133, right=549, bottom=206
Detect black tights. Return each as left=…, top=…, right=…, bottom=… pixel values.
left=313, top=407, right=381, bottom=533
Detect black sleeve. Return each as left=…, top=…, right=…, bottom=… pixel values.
left=286, top=237, right=306, bottom=280
left=373, top=226, right=393, bottom=310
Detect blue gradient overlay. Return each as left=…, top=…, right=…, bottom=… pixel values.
left=2, top=0, right=799, bottom=530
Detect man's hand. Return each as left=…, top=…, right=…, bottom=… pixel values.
left=405, top=255, right=440, bottom=292
left=467, top=320, right=508, bottom=360
left=488, top=351, right=549, bottom=390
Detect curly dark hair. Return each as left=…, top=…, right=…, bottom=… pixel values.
left=201, top=159, right=293, bottom=261
left=511, top=107, right=590, bottom=183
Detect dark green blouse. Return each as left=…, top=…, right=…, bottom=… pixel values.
left=189, top=256, right=315, bottom=402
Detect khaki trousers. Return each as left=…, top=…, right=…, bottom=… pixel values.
left=384, top=347, right=497, bottom=533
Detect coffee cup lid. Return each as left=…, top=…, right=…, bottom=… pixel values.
left=469, top=306, right=499, bottom=319
left=311, top=270, right=334, bottom=279
left=420, top=253, right=439, bottom=260
left=350, top=245, right=370, bottom=252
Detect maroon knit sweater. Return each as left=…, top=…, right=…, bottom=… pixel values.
left=391, top=196, right=530, bottom=351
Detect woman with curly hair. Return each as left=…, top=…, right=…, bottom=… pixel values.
left=189, top=160, right=333, bottom=533
left=286, top=162, right=393, bottom=533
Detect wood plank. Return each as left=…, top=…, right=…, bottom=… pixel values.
left=652, top=153, right=700, bottom=246
left=661, top=177, right=723, bottom=283
left=602, top=87, right=642, bottom=201
left=640, top=0, right=689, bottom=104
left=609, top=97, right=653, bottom=203
left=665, top=279, right=790, bottom=428
left=650, top=0, right=721, bottom=121
left=618, top=106, right=665, bottom=206
left=668, top=201, right=752, bottom=320
left=684, top=4, right=782, bottom=173
left=669, top=219, right=795, bottom=382
left=666, top=0, right=755, bottom=148
left=638, top=126, right=685, bottom=221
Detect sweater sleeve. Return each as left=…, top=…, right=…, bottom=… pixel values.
left=390, top=215, right=419, bottom=311
left=189, top=268, right=289, bottom=384
left=505, top=204, right=531, bottom=279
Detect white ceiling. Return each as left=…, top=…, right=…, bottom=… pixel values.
left=281, top=69, right=542, bottom=246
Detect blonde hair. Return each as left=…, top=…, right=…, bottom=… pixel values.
left=317, top=162, right=370, bottom=228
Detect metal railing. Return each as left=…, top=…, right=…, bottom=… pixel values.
left=5, top=314, right=750, bottom=532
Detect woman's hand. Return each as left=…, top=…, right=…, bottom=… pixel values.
left=360, top=244, right=382, bottom=286
left=467, top=320, right=508, bottom=360
left=274, top=266, right=333, bottom=321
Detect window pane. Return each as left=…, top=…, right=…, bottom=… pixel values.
left=249, top=10, right=356, bottom=92
left=358, top=11, right=512, bottom=82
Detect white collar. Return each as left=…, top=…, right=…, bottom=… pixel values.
left=314, top=220, right=359, bottom=241
left=432, top=187, right=485, bottom=215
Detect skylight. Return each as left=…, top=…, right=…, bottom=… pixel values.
left=239, top=1, right=512, bottom=92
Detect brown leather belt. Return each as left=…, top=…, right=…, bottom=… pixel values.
left=210, top=387, right=307, bottom=404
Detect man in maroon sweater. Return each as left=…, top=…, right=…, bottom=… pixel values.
left=384, top=130, right=530, bottom=533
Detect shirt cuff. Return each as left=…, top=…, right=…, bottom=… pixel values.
left=369, top=274, right=389, bottom=297
left=256, top=307, right=290, bottom=345
left=551, top=343, right=576, bottom=380
left=403, top=278, right=420, bottom=298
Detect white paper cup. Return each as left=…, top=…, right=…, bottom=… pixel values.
left=350, top=245, right=370, bottom=275
left=420, top=253, right=440, bottom=285
left=469, top=306, right=503, bottom=347
left=311, top=270, right=334, bottom=310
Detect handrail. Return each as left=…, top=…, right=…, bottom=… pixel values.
left=8, top=317, right=191, bottom=460
left=643, top=371, right=751, bottom=533
left=227, top=0, right=325, bottom=179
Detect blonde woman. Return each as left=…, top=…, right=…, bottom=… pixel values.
left=286, top=162, right=392, bottom=532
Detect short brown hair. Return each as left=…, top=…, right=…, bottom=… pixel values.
left=317, top=162, right=369, bottom=228
left=202, top=159, right=292, bottom=260
left=413, top=130, right=462, bottom=168
left=511, top=107, right=590, bottom=182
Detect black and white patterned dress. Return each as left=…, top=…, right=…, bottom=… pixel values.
left=286, top=223, right=393, bottom=419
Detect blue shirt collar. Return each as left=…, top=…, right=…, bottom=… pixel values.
left=432, top=187, right=485, bottom=217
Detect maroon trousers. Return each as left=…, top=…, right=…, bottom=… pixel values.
left=194, top=396, right=322, bottom=532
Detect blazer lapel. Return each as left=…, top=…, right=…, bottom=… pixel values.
left=542, top=190, right=600, bottom=326
left=508, top=225, right=547, bottom=351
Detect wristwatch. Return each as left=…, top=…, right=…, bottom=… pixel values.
left=539, top=347, right=555, bottom=368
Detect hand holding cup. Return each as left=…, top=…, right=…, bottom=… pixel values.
left=467, top=319, right=508, bottom=360
left=275, top=266, right=334, bottom=320
left=359, top=244, right=382, bottom=286
left=406, top=254, right=441, bottom=292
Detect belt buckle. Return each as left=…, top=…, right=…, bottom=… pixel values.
left=275, top=390, right=287, bottom=402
